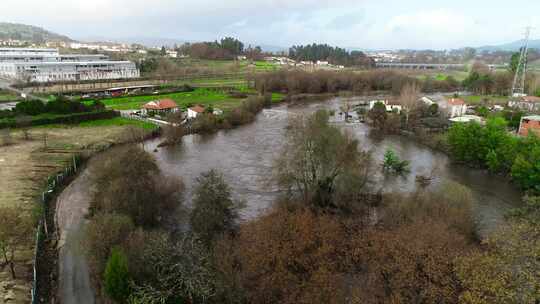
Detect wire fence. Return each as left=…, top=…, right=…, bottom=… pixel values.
left=31, top=154, right=81, bottom=304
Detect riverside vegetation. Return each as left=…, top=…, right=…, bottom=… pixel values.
left=80, top=109, right=540, bottom=303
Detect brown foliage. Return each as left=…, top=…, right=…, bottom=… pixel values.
left=349, top=220, right=471, bottom=304
left=84, top=213, right=134, bottom=281
left=91, top=146, right=184, bottom=227
left=230, top=207, right=349, bottom=304
left=253, top=70, right=459, bottom=96
left=214, top=183, right=477, bottom=304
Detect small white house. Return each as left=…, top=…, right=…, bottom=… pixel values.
left=421, top=96, right=436, bottom=106
left=187, top=105, right=205, bottom=119
left=441, top=98, right=467, bottom=118
left=368, top=100, right=402, bottom=113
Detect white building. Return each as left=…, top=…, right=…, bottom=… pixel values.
left=440, top=98, right=467, bottom=118
left=187, top=105, right=205, bottom=119
left=0, top=47, right=58, bottom=56
left=166, top=50, right=178, bottom=58
left=0, top=48, right=139, bottom=83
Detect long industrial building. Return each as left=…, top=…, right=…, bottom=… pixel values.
left=0, top=48, right=139, bottom=83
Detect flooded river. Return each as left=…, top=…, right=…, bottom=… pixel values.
left=146, top=97, right=522, bottom=237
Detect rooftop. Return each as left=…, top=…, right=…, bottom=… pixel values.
left=522, top=96, right=540, bottom=103
left=142, top=99, right=178, bottom=110
left=522, top=115, right=540, bottom=121
left=189, top=105, right=205, bottom=113
left=447, top=98, right=465, bottom=106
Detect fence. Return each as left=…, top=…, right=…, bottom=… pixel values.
left=31, top=154, right=81, bottom=304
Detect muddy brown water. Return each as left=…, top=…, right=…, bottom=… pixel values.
left=146, top=97, right=522, bottom=237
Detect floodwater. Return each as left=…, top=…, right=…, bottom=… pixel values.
left=146, top=97, right=522, bottom=237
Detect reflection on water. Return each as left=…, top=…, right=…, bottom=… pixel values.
left=146, top=97, right=522, bottom=237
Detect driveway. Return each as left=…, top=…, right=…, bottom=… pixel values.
left=56, top=168, right=95, bottom=304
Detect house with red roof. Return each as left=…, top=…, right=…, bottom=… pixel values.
left=141, top=99, right=179, bottom=116
left=187, top=105, right=206, bottom=119
left=518, top=115, right=540, bottom=137
left=441, top=98, right=467, bottom=118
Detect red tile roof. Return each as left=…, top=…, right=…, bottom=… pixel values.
left=447, top=98, right=465, bottom=106
left=142, top=99, right=178, bottom=110
left=522, top=96, right=540, bottom=103
left=189, top=105, right=205, bottom=113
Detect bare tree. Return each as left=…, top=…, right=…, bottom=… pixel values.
left=400, top=82, right=421, bottom=129
left=16, top=115, right=33, bottom=140
left=0, top=128, right=13, bottom=146
left=0, top=207, right=33, bottom=279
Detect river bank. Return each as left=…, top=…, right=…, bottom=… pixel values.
left=144, top=96, right=522, bottom=236
left=47, top=94, right=523, bottom=303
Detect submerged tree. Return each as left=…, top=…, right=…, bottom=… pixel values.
left=190, top=170, right=242, bottom=246
left=382, top=149, right=410, bottom=174
left=274, top=110, right=371, bottom=210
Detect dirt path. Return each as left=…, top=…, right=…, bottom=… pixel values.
left=56, top=168, right=95, bottom=304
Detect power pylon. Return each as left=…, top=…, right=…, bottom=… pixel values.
left=511, top=27, right=532, bottom=97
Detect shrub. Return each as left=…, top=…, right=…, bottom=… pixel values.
left=382, top=149, right=410, bottom=174
left=14, top=99, right=46, bottom=115
left=104, top=248, right=131, bottom=302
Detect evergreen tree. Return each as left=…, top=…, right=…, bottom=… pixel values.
left=104, top=247, right=131, bottom=302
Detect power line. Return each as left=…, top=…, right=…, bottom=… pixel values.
left=511, top=26, right=533, bottom=97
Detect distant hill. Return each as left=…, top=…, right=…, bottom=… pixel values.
left=0, top=22, right=73, bottom=43
left=476, top=39, right=540, bottom=52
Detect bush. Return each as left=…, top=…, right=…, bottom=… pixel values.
left=14, top=99, right=46, bottom=115
left=104, top=248, right=131, bottom=302
left=190, top=170, right=241, bottom=246
left=382, top=149, right=410, bottom=174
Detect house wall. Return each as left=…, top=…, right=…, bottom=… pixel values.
left=187, top=109, right=198, bottom=119
left=519, top=119, right=540, bottom=136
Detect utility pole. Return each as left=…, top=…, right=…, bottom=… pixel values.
left=511, top=27, right=532, bottom=97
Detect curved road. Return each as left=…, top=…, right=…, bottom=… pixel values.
left=56, top=168, right=95, bottom=304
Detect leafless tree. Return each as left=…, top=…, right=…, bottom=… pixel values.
left=400, top=82, right=421, bottom=129
left=0, top=207, right=33, bottom=279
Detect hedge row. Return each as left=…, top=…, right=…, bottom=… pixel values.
left=0, top=110, right=118, bottom=129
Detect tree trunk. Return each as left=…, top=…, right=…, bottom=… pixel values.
left=9, top=260, right=16, bottom=279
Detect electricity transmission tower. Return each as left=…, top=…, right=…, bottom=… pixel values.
left=511, top=27, right=532, bottom=97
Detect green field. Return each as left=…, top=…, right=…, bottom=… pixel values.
left=85, top=88, right=244, bottom=111
left=444, top=95, right=509, bottom=105
left=37, top=117, right=157, bottom=130
left=85, top=88, right=285, bottom=111
left=0, top=90, right=21, bottom=102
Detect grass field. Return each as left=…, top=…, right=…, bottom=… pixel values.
left=84, top=88, right=243, bottom=111
left=85, top=88, right=285, bottom=111
left=0, top=89, right=22, bottom=102
left=0, top=121, right=154, bottom=303
left=457, top=95, right=509, bottom=105
left=413, top=70, right=469, bottom=82
left=37, top=117, right=157, bottom=130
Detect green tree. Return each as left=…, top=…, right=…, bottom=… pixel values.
left=190, top=170, right=241, bottom=246
left=382, top=149, right=410, bottom=174
left=509, top=51, right=520, bottom=73
left=274, top=110, right=371, bottom=210
left=368, top=101, right=388, bottom=131
left=511, top=134, right=540, bottom=192
left=104, top=247, right=131, bottom=302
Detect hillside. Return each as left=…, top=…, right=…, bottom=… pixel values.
left=476, top=39, right=540, bottom=52
left=0, top=22, right=73, bottom=43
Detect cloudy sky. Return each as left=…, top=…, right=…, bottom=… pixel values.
left=1, top=0, right=538, bottom=49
